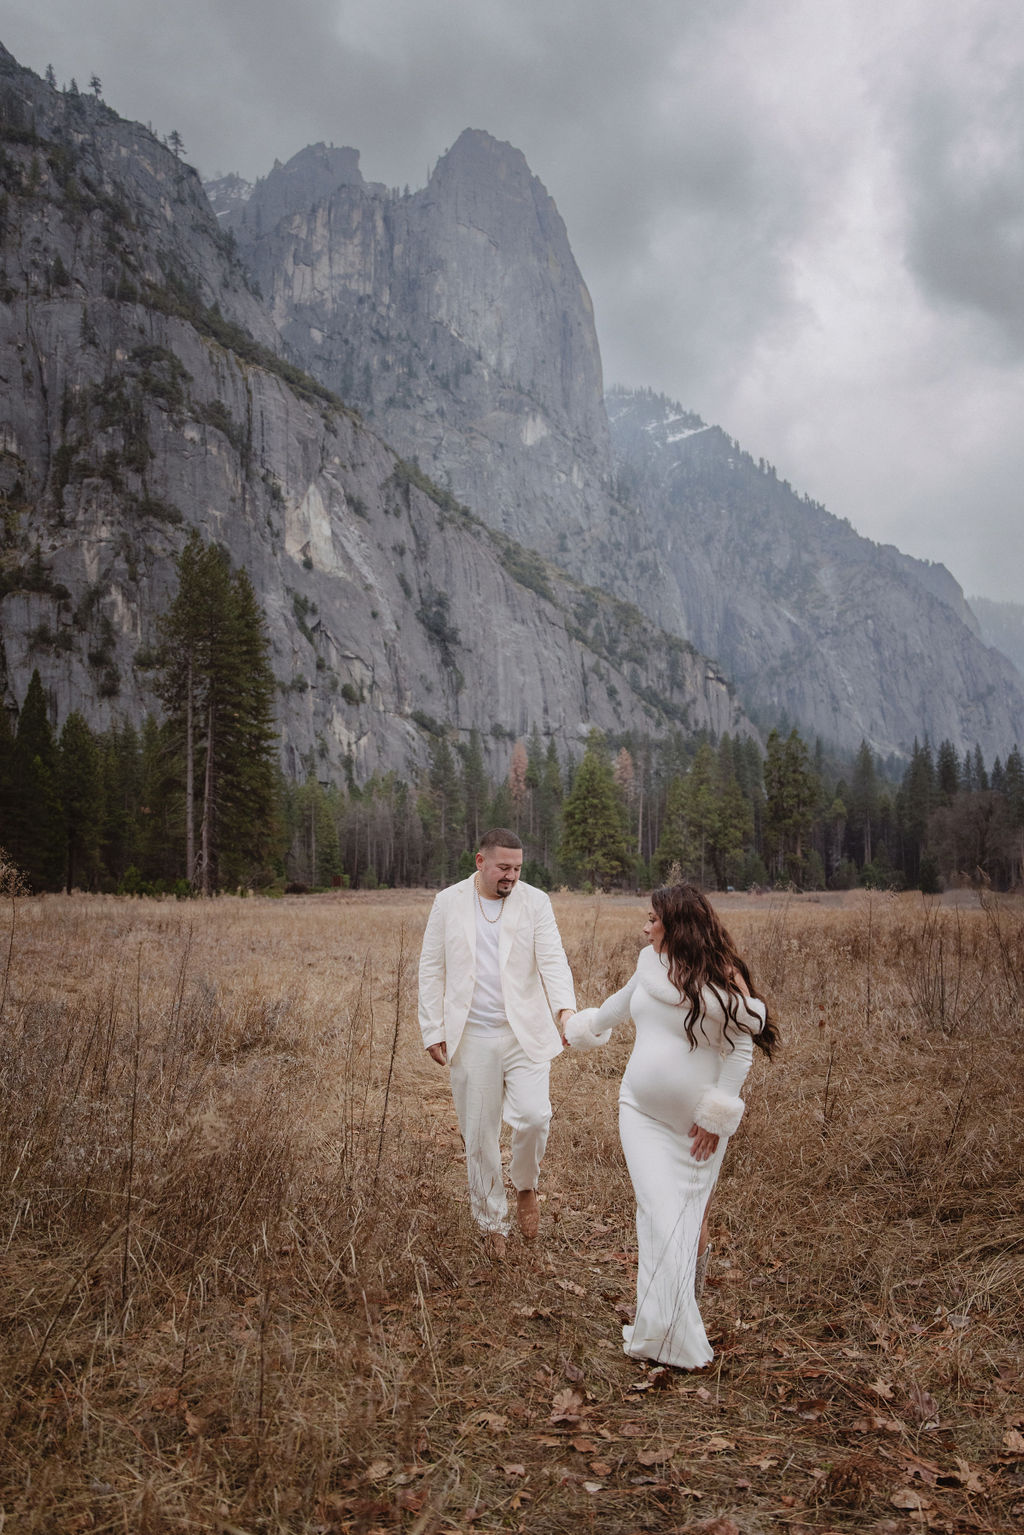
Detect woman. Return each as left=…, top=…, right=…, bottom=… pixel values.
left=566, top=884, right=777, bottom=1370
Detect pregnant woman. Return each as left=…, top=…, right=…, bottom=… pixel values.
left=566, top=883, right=777, bottom=1370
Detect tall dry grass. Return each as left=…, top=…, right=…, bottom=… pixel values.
left=0, top=885, right=1021, bottom=1533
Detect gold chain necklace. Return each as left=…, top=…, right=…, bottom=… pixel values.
left=474, top=876, right=506, bottom=924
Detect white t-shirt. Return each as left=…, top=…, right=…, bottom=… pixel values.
left=466, top=894, right=508, bottom=1027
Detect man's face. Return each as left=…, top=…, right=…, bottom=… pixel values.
left=475, top=846, right=523, bottom=899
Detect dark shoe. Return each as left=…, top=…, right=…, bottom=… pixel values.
left=516, top=1188, right=540, bottom=1239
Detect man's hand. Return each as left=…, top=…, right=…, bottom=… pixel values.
left=689, top=1123, right=720, bottom=1162
left=426, top=1042, right=448, bottom=1066
left=558, top=1008, right=576, bottom=1047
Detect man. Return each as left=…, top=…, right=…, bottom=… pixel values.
left=418, top=828, right=576, bottom=1258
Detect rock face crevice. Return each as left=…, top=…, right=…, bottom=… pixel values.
left=0, top=48, right=748, bottom=778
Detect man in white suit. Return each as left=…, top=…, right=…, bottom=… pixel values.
left=418, top=828, right=577, bottom=1257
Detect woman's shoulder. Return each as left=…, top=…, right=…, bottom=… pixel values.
left=701, top=983, right=766, bottom=1030
left=635, top=945, right=686, bottom=1005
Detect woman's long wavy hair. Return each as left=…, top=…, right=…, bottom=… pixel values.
left=652, top=884, right=778, bottom=1058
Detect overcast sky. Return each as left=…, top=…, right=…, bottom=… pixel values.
left=4, top=0, right=1022, bottom=602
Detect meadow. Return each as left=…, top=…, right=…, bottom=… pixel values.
left=0, top=883, right=1021, bottom=1534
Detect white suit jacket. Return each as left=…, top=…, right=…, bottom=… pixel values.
left=418, top=875, right=576, bottom=1064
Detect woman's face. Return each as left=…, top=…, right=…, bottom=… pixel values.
left=643, top=907, right=666, bottom=952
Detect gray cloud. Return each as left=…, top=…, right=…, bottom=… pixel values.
left=3, top=0, right=1022, bottom=600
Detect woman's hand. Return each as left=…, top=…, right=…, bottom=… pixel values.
left=689, top=1122, right=720, bottom=1162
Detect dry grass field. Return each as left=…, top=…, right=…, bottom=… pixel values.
left=0, top=883, right=1022, bottom=1534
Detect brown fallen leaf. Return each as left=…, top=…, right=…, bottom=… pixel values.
left=949, top=1458, right=984, bottom=1493
left=891, top=1486, right=934, bottom=1513
left=459, top=1411, right=508, bottom=1436
left=570, top=1436, right=599, bottom=1453
left=870, top=1379, right=895, bottom=1399
left=589, top=1459, right=613, bottom=1477
left=556, top=1278, right=586, bottom=1296
left=901, top=1452, right=940, bottom=1486
left=629, top=1367, right=672, bottom=1393
left=502, top=1464, right=526, bottom=1478
left=702, top=1435, right=736, bottom=1453
left=1004, top=1428, right=1024, bottom=1454
left=637, top=1447, right=670, bottom=1466
left=550, top=1388, right=584, bottom=1424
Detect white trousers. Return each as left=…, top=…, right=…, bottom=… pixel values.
left=449, top=1022, right=551, bottom=1234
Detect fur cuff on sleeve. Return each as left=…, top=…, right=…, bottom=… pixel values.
left=564, top=1007, right=609, bottom=1053
left=693, top=1086, right=745, bottom=1137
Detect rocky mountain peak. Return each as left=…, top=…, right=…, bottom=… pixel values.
left=228, top=123, right=613, bottom=564
left=234, top=142, right=369, bottom=235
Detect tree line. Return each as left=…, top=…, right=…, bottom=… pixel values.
left=1, top=538, right=1021, bottom=895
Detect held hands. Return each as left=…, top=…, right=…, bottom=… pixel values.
left=426, top=1042, right=448, bottom=1066
left=689, top=1123, right=720, bottom=1162
left=558, top=1008, right=576, bottom=1047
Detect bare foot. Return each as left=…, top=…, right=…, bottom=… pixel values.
left=483, top=1231, right=507, bottom=1262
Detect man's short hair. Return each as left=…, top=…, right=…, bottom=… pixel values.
left=478, top=827, right=523, bottom=852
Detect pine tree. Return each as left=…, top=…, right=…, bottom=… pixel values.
left=653, top=774, right=689, bottom=882
left=58, top=711, right=103, bottom=890
left=560, top=732, right=632, bottom=889
left=156, top=534, right=278, bottom=892
left=536, top=738, right=564, bottom=871
left=936, top=740, right=960, bottom=804
left=8, top=671, right=63, bottom=890
left=1003, top=746, right=1024, bottom=887
left=0, top=706, right=15, bottom=858
left=216, top=568, right=279, bottom=886
left=98, top=721, right=143, bottom=884
left=712, top=737, right=753, bottom=887
left=135, top=714, right=179, bottom=886
left=423, top=735, right=464, bottom=885
left=898, top=738, right=935, bottom=885
left=763, top=728, right=820, bottom=883
left=848, top=740, right=879, bottom=866
left=459, top=729, right=489, bottom=848
left=524, top=725, right=544, bottom=839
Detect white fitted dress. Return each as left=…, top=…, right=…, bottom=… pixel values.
left=567, top=944, right=765, bottom=1369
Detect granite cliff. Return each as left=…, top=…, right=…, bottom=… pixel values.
left=217, top=138, right=1024, bottom=762
left=605, top=389, right=1024, bottom=760
left=0, top=48, right=746, bottom=779
left=219, top=133, right=621, bottom=577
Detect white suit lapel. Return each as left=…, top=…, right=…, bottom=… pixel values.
left=459, top=875, right=477, bottom=958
